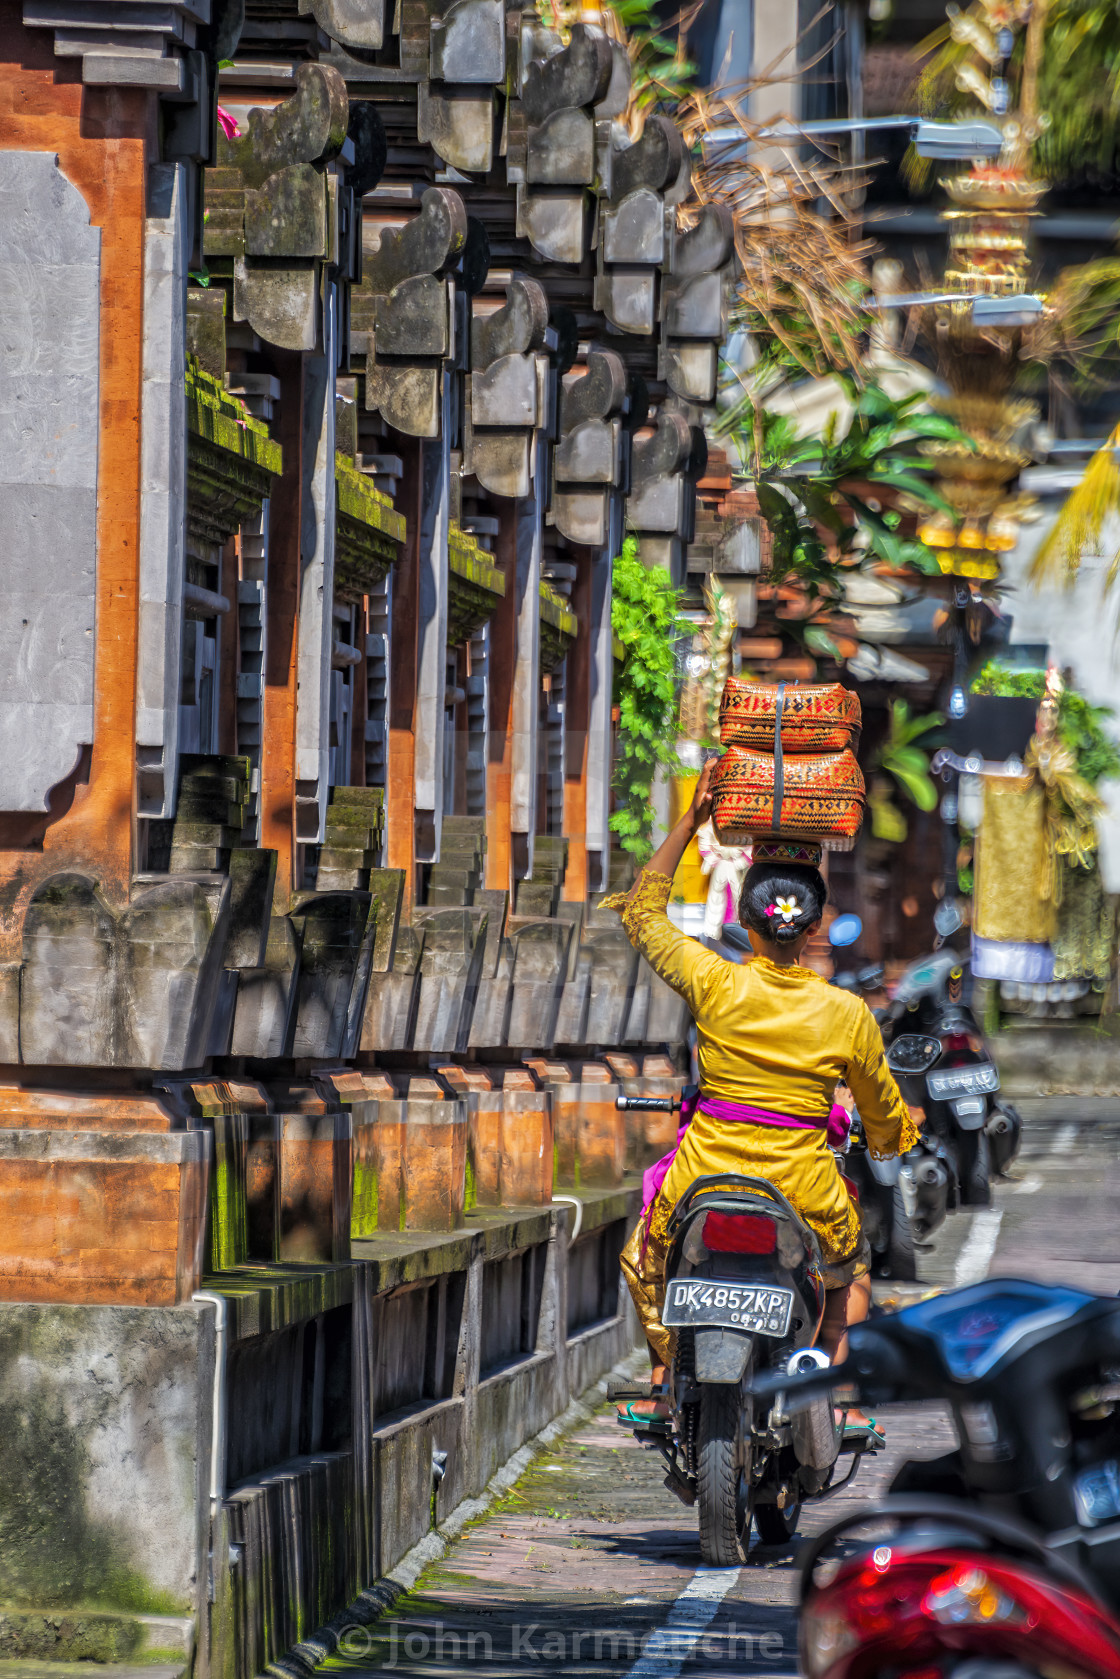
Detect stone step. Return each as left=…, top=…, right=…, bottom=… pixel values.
left=328, top=785, right=384, bottom=809
left=0, top=1607, right=193, bottom=1666
left=0, top=1665, right=185, bottom=1679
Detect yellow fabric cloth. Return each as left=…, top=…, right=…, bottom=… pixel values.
left=973, top=775, right=1056, bottom=945
left=606, top=870, right=918, bottom=1365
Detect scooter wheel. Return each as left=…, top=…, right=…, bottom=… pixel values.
left=886, top=1182, right=918, bottom=1281
left=958, top=1128, right=992, bottom=1207
left=697, top=1383, right=752, bottom=1566
left=754, top=1499, right=802, bottom=1545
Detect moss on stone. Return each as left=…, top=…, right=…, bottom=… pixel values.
left=185, top=357, right=282, bottom=475
left=0, top=1369, right=188, bottom=1615
left=447, top=523, right=506, bottom=644
left=351, top=1158, right=379, bottom=1240
left=335, top=454, right=407, bottom=603
left=539, top=579, right=578, bottom=673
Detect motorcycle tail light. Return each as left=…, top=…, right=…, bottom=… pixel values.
left=942, top=1031, right=982, bottom=1056
left=801, top=1562, right=928, bottom=1677
left=702, top=1211, right=777, bottom=1253
left=803, top=1548, right=1120, bottom=1679
left=923, top=1563, right=1026, bottom=1627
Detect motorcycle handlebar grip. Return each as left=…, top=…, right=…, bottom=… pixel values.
left=615, top=1096, right=678, bottom=1112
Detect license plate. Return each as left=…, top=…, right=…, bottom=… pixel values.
left=662, top=1279, right=794, bottom=1337
left=927, top=1063, right=999, bottom=1100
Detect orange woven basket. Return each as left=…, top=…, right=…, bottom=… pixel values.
left=710, top=746, right=866, bottom=852
left=719, top=679, right=861, bottom=754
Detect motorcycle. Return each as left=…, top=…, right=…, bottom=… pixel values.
left=840, top=1111, right=928, bottom=1283
left=825, top=923, right=951, bottom=1278
left=881, top=950, right=1021, bottom=1205
left=612, top=1090, right=879, bottom=1567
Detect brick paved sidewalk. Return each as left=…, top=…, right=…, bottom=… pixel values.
left=326, top=1395, right=954, bottom=1679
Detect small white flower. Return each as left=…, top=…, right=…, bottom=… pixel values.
left=774, top=895, right=800, bottom=924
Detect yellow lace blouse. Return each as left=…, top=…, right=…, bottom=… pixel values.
left=606, top=871, right=917, bottom=1159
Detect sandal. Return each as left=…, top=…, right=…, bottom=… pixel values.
left=615, top=1399, right=673, bottom=1434
left=841, top=1413, right=886, bottom=1450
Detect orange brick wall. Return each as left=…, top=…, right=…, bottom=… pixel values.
left=0, top=1145, right=208, bottom=1305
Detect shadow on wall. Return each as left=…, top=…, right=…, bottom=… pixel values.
left=0, top=1307, right=211, bottom=1620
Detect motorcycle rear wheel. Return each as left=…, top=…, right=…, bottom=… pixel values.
left=886, top=1182, right=918, bottom=1280
left=697, top=1382, right=752, bottom=1565
left=957, top=1127, right=992, bottom=1206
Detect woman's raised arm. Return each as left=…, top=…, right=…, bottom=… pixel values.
left=603, top=758, right=725, bottom=1011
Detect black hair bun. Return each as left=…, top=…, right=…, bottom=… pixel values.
left=739, top=860, right=827, bottom=941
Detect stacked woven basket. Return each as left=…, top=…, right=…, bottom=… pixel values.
left=710, top=679, right=866, bottom=855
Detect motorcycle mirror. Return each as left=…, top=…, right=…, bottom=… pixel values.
left=886, top=1033, right=943, bottom=1075
left=933, top=898, right=964, bottom=938
left=829, top=913, right=863, bottom=948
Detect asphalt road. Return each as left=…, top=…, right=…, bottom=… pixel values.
left=330, top=1100, right=1120, bottom=1679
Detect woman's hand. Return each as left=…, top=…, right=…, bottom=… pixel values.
left=688, top=756, right=719, bottom=832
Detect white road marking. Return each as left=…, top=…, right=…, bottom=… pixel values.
left=954, top=1208, right=1004, bottom=1286
left=1050, top=1122, right=1078, bottom=1156
left=623, top=1567, right=740, bottom=1679
left=1013, top=1173, right=1043, bottom=1195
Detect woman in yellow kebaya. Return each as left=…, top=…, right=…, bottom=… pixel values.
left=607, top=758, right=919, bottom=1431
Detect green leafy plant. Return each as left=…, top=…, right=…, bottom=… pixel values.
left=607, top=0, right=696, bottom=114
left=610, top=539, right=685, bottom=862
left=716, top=383, right=973, bottom=661
left=970, top=660, right=1120, bottom=785
left=867, top=701, right=944, bottom=843
left=722, top=381, right=968, bottom=581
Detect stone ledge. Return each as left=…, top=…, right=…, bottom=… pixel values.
left=200, top=1260, right=355, bottom=1341
left=0, top=1665, right=185, bottom=1679
left=0, top=1613, right=193, bottom=1668
left=185, top=359, right=282, bottom=476
left=351, top=1182, right=640, bottom=1292
left=0, top=1131, right=208, bottom=1162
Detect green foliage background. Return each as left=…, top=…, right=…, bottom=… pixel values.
left=970, top=660, right=1120, bottom=786
left=610, top=539, right=684, bottom=862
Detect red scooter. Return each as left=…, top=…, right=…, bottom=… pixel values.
left=751, top=1263, right=1120, bottom=1675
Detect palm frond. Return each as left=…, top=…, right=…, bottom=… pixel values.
left=1029, top=422, right=1120, bottom=587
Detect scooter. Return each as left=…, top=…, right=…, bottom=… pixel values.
left=612, top=1092, right=877, bottom=1566
left=841, top=1112, right=925, bottom=1282
left=881, top=950, right=1021, bottom=1204
left=746, top=1127, right=1120, bottom=1675
left=744, top=1033, right=1120, bottom=1678
left=827, top=918, right=951, bottom=1276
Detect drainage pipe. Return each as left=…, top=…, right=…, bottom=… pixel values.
left=193, top=1291, right=228, bottom=1512
left=551, top=1195, right=583, bottom=1242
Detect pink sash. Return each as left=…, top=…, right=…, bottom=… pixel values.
left=640, top=1092, right=851, bottom=1214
